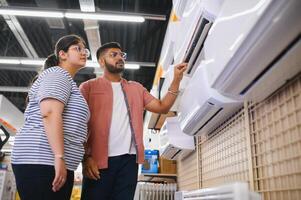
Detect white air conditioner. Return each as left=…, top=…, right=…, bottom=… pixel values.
left=160, top=117, right=195, bottom=160
left=205, top=0, right=301, bottom=101
left=175, top=182, right=261, bottom=200
left=172, top=0, right=188, bottom=20
left=173, top=0, right=203, bottom=64
left=182, top=16, right=212, bottom=77
left=182, top=0, right=225, bottom=77
left=160, top=65, right=189, bottom=112
left=0, top=95, right=24, bottom=135
left=178, top=65, right=241, bottom=136
left=157, top=13, right=176, bottom=71
left=160, top=41, right=175, bottom=71
left=172, top=0, right=224, bottom=76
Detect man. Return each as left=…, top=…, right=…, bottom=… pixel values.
left=80, top=42, right=187, bottom=200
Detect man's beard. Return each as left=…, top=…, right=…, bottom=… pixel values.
left=104, top=59, right=124, bottom=74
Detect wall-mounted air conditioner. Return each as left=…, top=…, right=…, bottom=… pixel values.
left=160, top=117, right=195, bottom=160
left=173, top=0, right=203, bottom=64
left=172, top=0, right=188, bottom=21
left=182, top=16, right=212, bottom=77
left=160, top=65, right=189, bottom=112
left=160, top=41, right=175, bottom=71
left=178, top=65, right=241, bottom=136
left=0, top=95, right=24, bottom=135
left=173, top=0, right=224, bottom=76
left=157, top=13, right=176, bottom=71
left=205, top=0, right=301, bottom=101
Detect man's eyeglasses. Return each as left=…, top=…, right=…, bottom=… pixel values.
left=108, top=51, right=127, bottom=60
left=69, top=46, right=90, bottom=58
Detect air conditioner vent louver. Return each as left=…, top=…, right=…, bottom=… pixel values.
left=183, top=17, right=212, bottom=75
left=162, top=145, right=182, bottom=160
left=182, top=102, right=221, bottom=135
left=162, top=146, right=180, bottom=160
left=171, top=149, right=182, bottom=160
left=184, top=18, right=209, bottom=62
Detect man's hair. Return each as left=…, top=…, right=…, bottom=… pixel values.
left=96, top=42, right=122, bottom=60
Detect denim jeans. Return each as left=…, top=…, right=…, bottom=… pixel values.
left=12, top=164, right=74, bottom=200
left=81, top=154, right=138, bottom=200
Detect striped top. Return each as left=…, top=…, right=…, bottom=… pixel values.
left=12, top=66, right=90, bottom=171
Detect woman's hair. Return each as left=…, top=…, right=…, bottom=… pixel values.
left=44, top=34, right=86, bottom=70
left=26, top=35, right=86, bottom=106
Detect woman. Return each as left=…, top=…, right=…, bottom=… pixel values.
left=11, top=35, right=90, bottom=200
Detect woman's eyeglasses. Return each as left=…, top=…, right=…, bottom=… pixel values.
left=70, top=46, right=90, bottom=58
left=108, top=51, right=127, bottom=60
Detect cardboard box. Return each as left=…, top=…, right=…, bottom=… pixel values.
left=159, top=157, right=177, bottom=174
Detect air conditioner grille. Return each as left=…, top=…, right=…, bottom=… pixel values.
left=182, top=102, right=221, bottom=135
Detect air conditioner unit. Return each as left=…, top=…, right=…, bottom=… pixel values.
left=160, top=41, right=175, bottom=71
left=205, top=0, right=301, bottom=101
left=173, top=0, right=203, bottom=64
left=0, top=95, right=24, bottom=135
left=173, top=0, right=224, bottom=76
left=158, top=0, right=181, bottom=71
left=160, top=117, right=195, bottom=160
left=172, top=0, right=189, bottom=20
left=160, top=65, right=189, bottom=112
left=175, top=182, right=261, bottom=200
left=178, top=65, right=241, bottom=136
left=182, top=16, right=212, bottom=77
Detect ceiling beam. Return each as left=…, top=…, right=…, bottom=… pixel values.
left=79, top=0, right=101, bottom=62
left=0, top=0, right=38, bottom=58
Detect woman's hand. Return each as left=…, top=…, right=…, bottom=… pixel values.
left=52, top=157, right=67, bottom=192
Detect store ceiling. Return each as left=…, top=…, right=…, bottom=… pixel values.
left=0, top=0, right=172, bottom=112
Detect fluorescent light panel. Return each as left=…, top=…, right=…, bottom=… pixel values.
left=0, top=59, right=140, bottom=69
left=0, top=8, right=145, bottom=22
left=20, top=59, right=44, bottom=65
left=0, top=8, right=64, bottom=18
left=85, top=61, right=140, bottom=69
left=65, top=12, right=145, bottom=22
left=0, top=59, right=21, bottom=64
left=124, top=64, right=140, bottom=69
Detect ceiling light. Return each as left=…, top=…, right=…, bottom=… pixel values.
left=86, top=60, right=140, bottom=69
left=20, top=59, right=44, bottom=65
left=0, top=58, right=140, bottom=69
left=0, top=59, right=20, bottom=64
left=65, top=12, right=145, bottom=22
left=125, top=64, right=140, bottom=69
left=0, top=8, right=64, bottom=18
left=0, top=8, right=145, bottom=23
